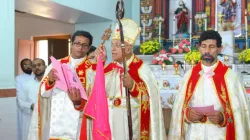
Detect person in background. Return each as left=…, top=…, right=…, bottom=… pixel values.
left=17, top=58, right=46, bottom=140
left=87, top=46, right=97, bottom=63
left=16, top=58, right=34, bottom=140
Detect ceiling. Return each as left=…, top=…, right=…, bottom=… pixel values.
left=15, top=0, right=111, bottom=24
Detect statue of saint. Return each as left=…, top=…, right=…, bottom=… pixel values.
left=174, top=0, right=189, bottom=34
left=221, top=1, right=236, bottom=22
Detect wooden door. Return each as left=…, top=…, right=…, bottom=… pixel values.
left=48, top=39, right=69, bottom=64
left=17, top=39, right=34, bottom=74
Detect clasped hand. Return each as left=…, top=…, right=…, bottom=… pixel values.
left=189, top=109, right=224, bottom=125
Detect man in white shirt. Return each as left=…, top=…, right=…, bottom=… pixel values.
left=16, top=58, right=34, bottom=140
left=17, top=58, right=46, bottom=140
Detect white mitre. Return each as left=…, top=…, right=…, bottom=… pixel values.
left=112, top=18, right=140, bottom=45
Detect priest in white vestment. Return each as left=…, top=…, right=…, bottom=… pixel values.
left=169, top=30, right=250, bottom=140
left=16, top=58, right=34, bottom=140
left=17, top=58, right=46, bottom=140
left=28, top=31, right=95, bottom=140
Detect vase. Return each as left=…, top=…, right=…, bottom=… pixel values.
left=161, top=63, right=166, bottom=70
left=191, top=60, right=196, bottom=68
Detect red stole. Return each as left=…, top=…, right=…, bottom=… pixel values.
left=128, top=56, right=151, bottom=139
left=181, top=61, right=235, bottom=140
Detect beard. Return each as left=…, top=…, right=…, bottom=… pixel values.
left=35, top=71, right=45, bottom=77
left=23, top=69, right=32, bottom=75
left=201, top=53, right=215, bottom=63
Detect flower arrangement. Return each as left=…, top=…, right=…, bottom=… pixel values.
left=238, top=49, right=250, bottom=63
left=152, top=49, right=174, bottom=65
left=140, top=39, right=160, bottom=54
left=184, top=50, right=201, bottom=64
left=169, top=39, right=191, bottom=54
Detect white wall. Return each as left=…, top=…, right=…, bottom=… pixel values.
left=0, top=97, right=17, bottom=140
left=15, top=12, right=75, bottom=40
left=0, top=0, right=16, bottom=139
left=52, top=0, right=117, bottom=21
left=76, top=21, right=114, bottom=63
left=131, top=0, right=140, bottom=46
left=0, top=0, right=15, bottom=89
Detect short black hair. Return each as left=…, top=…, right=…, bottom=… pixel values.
left=199, top=30, right=222, bottom=48
left=72, top=30, right=93, bottom=46
left=20, top=58, right=31, bottom=68
left=33, top=58, right=46, bottom=65
left=87, top=46, right=96, bottom=55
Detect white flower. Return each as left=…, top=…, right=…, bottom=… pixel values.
left=174, top=45, right=179, bottom=49
left=169, top=56, right=174, bottom=62
left=155, top=57, right=161, bottom=61
left=159, top=54, right=167, bottom=58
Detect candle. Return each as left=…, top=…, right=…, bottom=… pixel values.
left=158, top=16, right=163, bottom=44
left=189, top=17, right=192, bottom=34
left=245, top=9, right=248, bottom=49
left=173, top=16, right=176, bottom=36
left=204, top=14, right=207, bottom=31
left=190, top=17, right=192, bottom=43
left=159, top=20, right=162, bottom=43
left=142, top=18, right=146, bottom=43
left=143, top=18, right=146, bottom=36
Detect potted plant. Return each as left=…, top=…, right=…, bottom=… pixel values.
left=152, top=49, right=174, bottom=65
left=184, top=50, right=201, bottom=65
left=238, top=49, right=250, bottom=64
left=140, top=39, right=160, bottom=55
left=169, top=39, right=191, bottom=54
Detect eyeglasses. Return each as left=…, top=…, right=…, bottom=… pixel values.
left=73, top=42, right=89, bottom=49
left=23, top=64, right=31, bottom=67
left=32, top=63, right=44, bottom=68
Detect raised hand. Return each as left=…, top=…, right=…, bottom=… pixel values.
left=95, top=44, right=107, bottom=61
